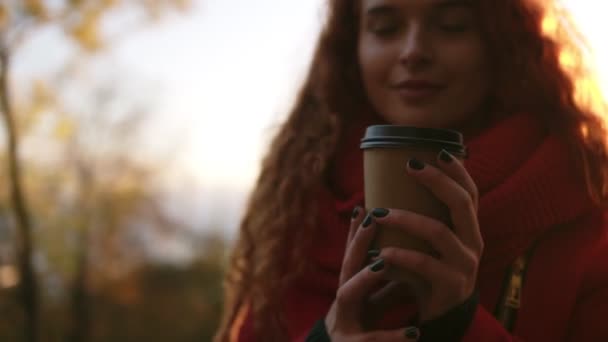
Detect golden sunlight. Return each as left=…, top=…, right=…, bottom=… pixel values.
left=541, top=15, right=558, bottom=35
left=0, top=265, right=19, bottom=289
left=542, top=2, right=608, bottom=128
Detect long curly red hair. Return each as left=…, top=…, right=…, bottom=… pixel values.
left=214, top=0, right=608, bottom=340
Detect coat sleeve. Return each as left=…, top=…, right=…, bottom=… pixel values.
left=461, top=306, right=524, bottom=342
left=306, top=292, right=608, bottom=342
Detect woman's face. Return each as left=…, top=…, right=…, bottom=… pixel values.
left=358, top=0, right=490, bottom=130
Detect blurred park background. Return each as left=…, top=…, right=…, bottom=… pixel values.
left=0, top=0, right=606, bottom=341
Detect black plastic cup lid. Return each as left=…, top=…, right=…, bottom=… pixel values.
left=360, top=125, right=467, bottom=157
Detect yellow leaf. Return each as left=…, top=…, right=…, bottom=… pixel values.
left=70, top=9, right=103, bottom=51
left=143, top=0, right=162, bottom=21
left=32, top=79, right=53, bottom=101
left=17, top=80, right=56, bottom=132
left=102, top=0, right=121, bottom=9
left=143, top=0, right=191, bottom=20
left=24, top=0, right=48, bottom=20
left=69, top=0, right=85, bottom=7
left=0, top=4, right=9, bottom=29
left=174, top=0, right=192, bottom=11
left=54, top=117, right=76, bottom=141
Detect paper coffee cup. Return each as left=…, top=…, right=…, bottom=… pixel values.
left=360, top=125, right=467, bottom=287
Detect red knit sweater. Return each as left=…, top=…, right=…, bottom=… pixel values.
left=236, top=113, right=608, bottom=341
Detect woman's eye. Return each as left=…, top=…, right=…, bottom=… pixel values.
left=436, top=9, right=474, bottom=33
left=367, top=17, right=401, bottom=37
left=371, top=24, right=399, bottom=36
left=438, top=23, right=470, bottom=32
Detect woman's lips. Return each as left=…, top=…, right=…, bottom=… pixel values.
left=392, top=80, right=445, bottom=102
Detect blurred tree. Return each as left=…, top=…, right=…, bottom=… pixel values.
left=0, top=1, right=191, bottom=341
left=88, top=232, right=227, bottom=341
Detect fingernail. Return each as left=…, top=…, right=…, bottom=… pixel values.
left=369, top=258, right=384, bottom=272
left=351, top=206, right=360, bottom=219
left=367, top=249, right=381, bottom=258
left=439, top=149, right=453, bottom=163
left=362, top=213, right=373, bottom=228
left=371, top=208, right=389, bottom=218
left=408, top=158, right=425, bottom=171
left=404, top=326, right=420, bottom=340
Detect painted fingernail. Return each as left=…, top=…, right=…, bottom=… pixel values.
left=439, top=149, right=453, bottom=163
left=408, top=158, right=425, bottom=171
left=405, top=326, right=420, bottom=340
left=362, top=213, right=373, bottom=228
left=371, top=208, right=389, bottom=218
left=367, top=249, right=381, bottom=258
left=369, top=258, right=384, bottom=272
left=351, top=206, right=360, bottom=219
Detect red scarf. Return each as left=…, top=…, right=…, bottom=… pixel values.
left=237, top=112, right=595, bottom=341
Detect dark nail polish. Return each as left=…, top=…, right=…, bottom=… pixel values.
left=405, top=326, right=420, bottom=340
left=408, top=158, right=425, bottom=170
left=362, top=213, right=373, bottom=228
left=370, top=258, right=384, bottom=272
left=351, top=207, right=360, bottom=219
left=439, top=149, right=453, bottom=163
left=367, top=249, right=381, bottom=258
left=371, top=208, right=389, bottom=218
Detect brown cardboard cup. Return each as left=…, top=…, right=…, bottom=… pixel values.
left=360, top=125, right=467, bottom=288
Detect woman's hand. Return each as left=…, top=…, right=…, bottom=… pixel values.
left=323, top=150, right=481, bottom=341
left=324, top=207, right=421, bottom=341
left=372, top=150, right=483, bottom=322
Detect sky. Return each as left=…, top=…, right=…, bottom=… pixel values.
left=107, top=0, right=327, bottom=192
left=108, top=0, right=608, bottom=192
left=12, top=0, right=608, bottom=237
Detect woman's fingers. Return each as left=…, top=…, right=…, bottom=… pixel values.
left=380, top=247, right=452, bottom=284
left=341, top=211, right=377, bottom=284
left=364, top=280, right=414, bottom=326
left=406, top=159, right=484, bottom=255
left=346, top=206, right=364, bottom=246
left=379, top=247, right=473, bottom=297
left=371, top=208, right=467, bottom=263
left=437, top=149, right=479, bottom=209
left=335, top=259, right=388, bottom=329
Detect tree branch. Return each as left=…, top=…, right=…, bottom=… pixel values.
left=0, top=46, right=39, bottom=342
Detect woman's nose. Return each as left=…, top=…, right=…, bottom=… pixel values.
left=398, top=24, right=433, bottom=70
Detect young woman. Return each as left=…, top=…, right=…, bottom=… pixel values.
left=215, top=0, right=608, bottom=341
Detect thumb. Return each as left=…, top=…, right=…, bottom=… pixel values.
left=360, top=326, right=420, bottom=342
